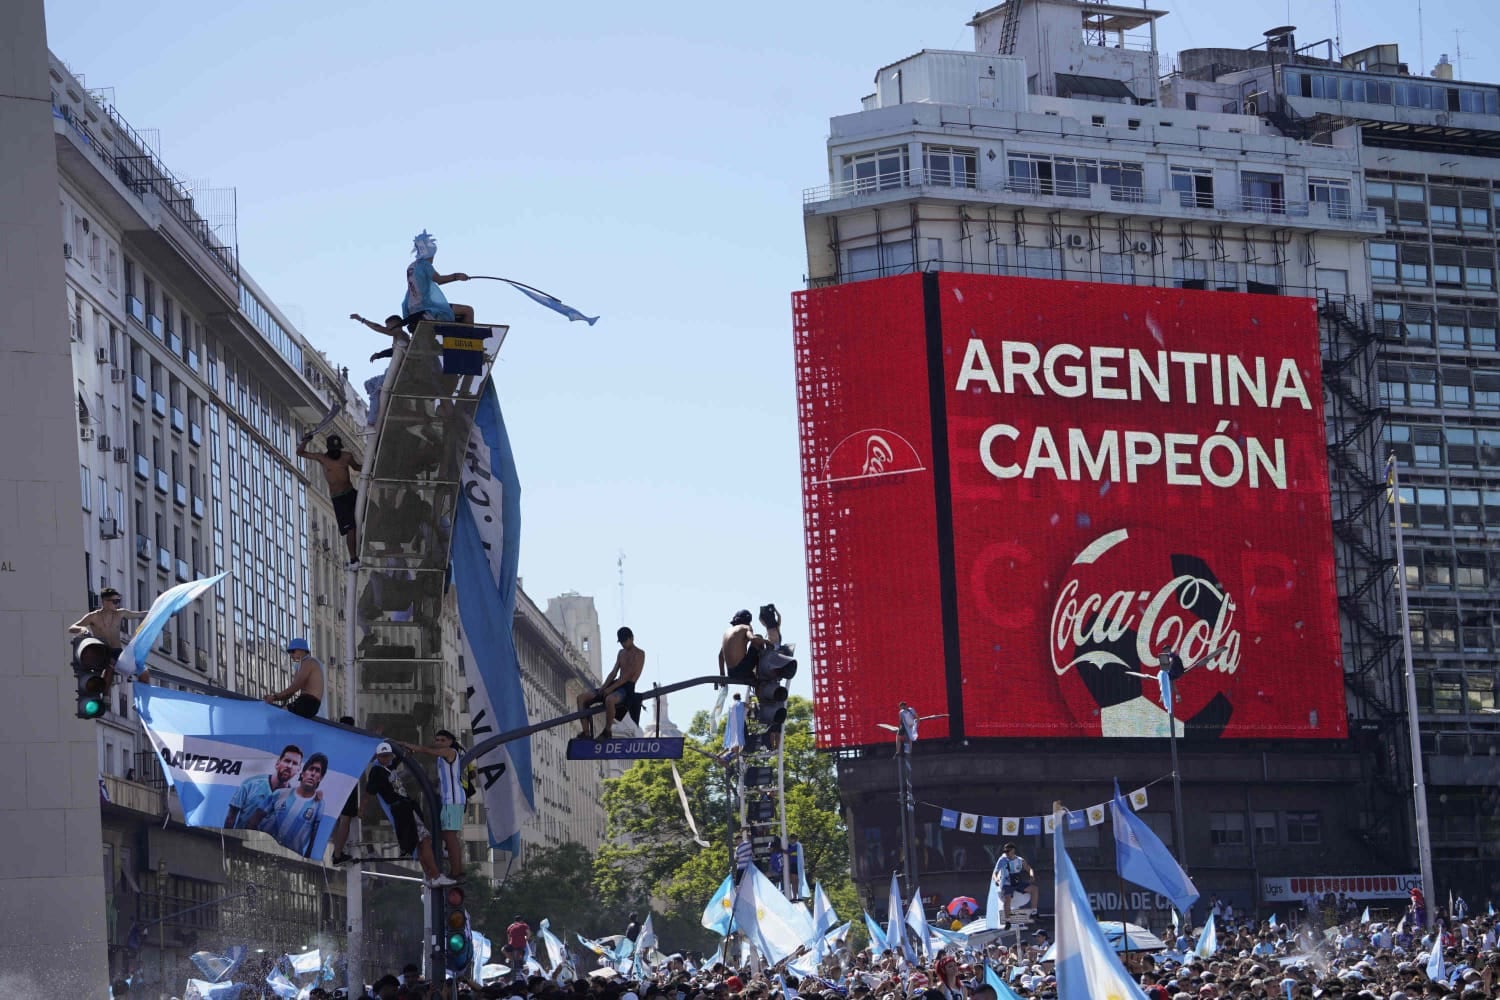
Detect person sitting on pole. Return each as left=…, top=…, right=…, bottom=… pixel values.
left=401, top=230, right=473, bottom=330
left=575, top=626, right=645, bottom=741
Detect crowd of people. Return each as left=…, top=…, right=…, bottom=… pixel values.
left=183, top=892, right=1497, bottom=1000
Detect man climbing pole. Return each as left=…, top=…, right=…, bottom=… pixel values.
left=297, top=433, right=362, bottom=565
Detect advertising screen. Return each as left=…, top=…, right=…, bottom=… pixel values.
left=938, top=274, right=1345, bottom=740
left=793, top=276, right=951, bottom=748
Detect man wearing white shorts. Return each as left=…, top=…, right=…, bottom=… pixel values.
left=403, top=729, right=467, bottom=881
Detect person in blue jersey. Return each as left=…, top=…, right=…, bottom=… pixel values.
left=223, top=744, right=302, bottom=829
left=401, top=729, right=467, bottom=881
left=991, top=842, right=1035, bottom=927
left=401, top=230, right=473, bottom=330
left=250, top=752, right=329, bottom=858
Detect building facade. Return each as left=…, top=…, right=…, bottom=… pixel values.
left=797, top=0, right=1472, bottom=920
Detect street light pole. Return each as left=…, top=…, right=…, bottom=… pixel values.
left=877, top=708, right=946, bottom=899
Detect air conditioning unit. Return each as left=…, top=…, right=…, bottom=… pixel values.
left=79, top=425, right=95, bottom=441
left=96, top=434, right=111, bottom=452
left=113, top=446, right=128, bottom=463
left=110, top=367, right=127, bottom=383
left=1067, top=233, right=1087, bottom=249
left=63, top=242, right=73, bottom=259
left=316, top=595, right=330, bottom=607
left=94, top=346, right=109, bottom=365
left=1133, top=240, right=1152, bottom=254
left=99, top=517, right=122, bottom=539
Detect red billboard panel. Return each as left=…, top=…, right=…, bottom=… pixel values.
left=939, top=274, right=1345, bottom=740
left=794, top=277, right=951, bottom=748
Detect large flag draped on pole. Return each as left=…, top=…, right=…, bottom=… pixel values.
left=733, top=865, right=813, bottom=966
left=812, top=882, right=838, bottom=938
left=117, top=573, right=227, bottom=678
left=863, top=911, right=888, bottom=954
left=1053, top=809, right=1150, bottom=1000
left=984, top=869, right=1004, bottom=930
left=135, top=686, right=379, bottom=859
left=453, top=379, right=535, bottom=850
left=1110, top=780, right=1199, bottom=916
left=905, top=889, right=929, bottom=959
left=538, top=919, right=566, bottom=973
left=885, top=873, right=910, bottom=959
left=703, top=875, right=735, bottom=935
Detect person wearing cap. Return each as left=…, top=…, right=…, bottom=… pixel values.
left=265, top=637, right=325, bottom=718
left=719, top=610, right=770, bottom=684
left=575, top=626, right=646, bottom=741
left=366, top=741, right=451, bottom=886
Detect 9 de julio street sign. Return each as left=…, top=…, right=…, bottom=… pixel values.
left=565, top=736, right=685, bottom=761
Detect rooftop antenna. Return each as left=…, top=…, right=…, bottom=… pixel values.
left=1332, top=0, right=1344, bottom=57
left=1416, top=0, right=1425, bottom=78
left=1454, top=29, right=1464, bottom=79
left=617, top=550, right=626, bottom=627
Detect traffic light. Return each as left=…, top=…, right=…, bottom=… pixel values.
left=442, top=883, right=472, bottom=974
left=753, top=646, right=797, bottom=729
left=72, top=635, right=111, bottom=720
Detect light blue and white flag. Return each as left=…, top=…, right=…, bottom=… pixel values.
left=633, top=915, right=658, bottom=975
left=984, top=868, right=1004, bottom=930
left=1426, top=941, right=1446, bottom=983
left=454, top=378, right=535, bottom=851
left=118, top=573, right=227, bottom=678
left=1360, top=906, right=1371, bottom=925
left=1053, top=812, right=1149, bottom=1000
left=265, top=969, right=299, bottom=1000
left=905, top=888, right=929, bottom=959
left=812, top=882, right=838, bottom=938
left=984, top=962, right=1025, bottom=1000
left=724, top=697, right=747, bottom=754
left=494, top=278, right=599, bottom=326
left=1268, top=913, right=1277, bottom=928
left=472, top=932, right=493, bottom=982
left=885, top=873, right=909, bottom=959
left=703, top=875, right=736, bottom=936
left=1111, top=780, right=1199, bottom=917
left=795, top=843, right=811, bottom=901
left=136, top=687, right=379, bottom=860
left=1195, top=914, right=1218, bottom=958
left=733, top=865, right=811, bottom=965
left=185, top=980, right=243, bottom=1000
left=576, top=934, right=609, bottom=958
left=286, top=950, right=321, bottom=977
left=190, top=947, right=246, bottom=983
left=539, top=919, right=566, bottom=973
left=705, top=938, right=725, bottom=971
left=863, top=911, right=888, bottom=954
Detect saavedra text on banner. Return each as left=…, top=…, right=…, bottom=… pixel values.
left=453, top=377, right=535, bottom=850
left=136, top=686, right=381, bottom=859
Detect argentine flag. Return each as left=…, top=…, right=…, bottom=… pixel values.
left=702, top=875, right=735, bottom=936
left=118, top=573, right=227, bottom=678
left=1053, top=809, right=1149, bottom=1000
left=863, top=911, right=888, bottom=954
left=1194, top=914, right=1218, bottom=958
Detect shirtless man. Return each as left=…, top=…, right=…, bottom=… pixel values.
left=576, top=626, right=645, bottom=740
left=69, top=587, right=148, bottom=690
left=351, top=313, right=409, bottom=362
left=264, top=637, right=325, bottom=718
left=719, top=609, right=770, bottom=684
left=297, top=432, right=362, bottom=565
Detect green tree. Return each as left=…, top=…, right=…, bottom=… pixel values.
left=594, top=696, right=854, bottom=953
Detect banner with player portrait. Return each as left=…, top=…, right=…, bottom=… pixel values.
left=136, top=687, right=382, bottom=859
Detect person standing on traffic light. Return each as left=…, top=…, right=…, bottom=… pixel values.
left=69, top=588, right=148, bottom=691
left=264, top=638, right=324, bottom=719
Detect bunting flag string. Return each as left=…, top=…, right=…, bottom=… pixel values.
left=933, top=783, right=1157, bottom=838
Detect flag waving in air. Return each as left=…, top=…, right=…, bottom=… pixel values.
left=118, top=573, right=227, bottom=678
left=1111, top=780, right=1199, bottom=917
left=1053, top=806, right=1149, bottom=1000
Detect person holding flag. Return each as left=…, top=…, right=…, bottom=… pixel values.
left=69, top=587, right=148, bottom=691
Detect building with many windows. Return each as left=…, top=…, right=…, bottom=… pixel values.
left=797, top=0, right=1491, bottom=917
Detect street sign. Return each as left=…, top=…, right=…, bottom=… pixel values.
left=566, top=736, right=685, bottom=761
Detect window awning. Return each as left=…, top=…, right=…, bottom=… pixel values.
left=1055, top=73, right=1137, bottom=101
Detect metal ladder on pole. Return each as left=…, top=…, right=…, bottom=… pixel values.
left=997, top=0, right=1023, bottom=55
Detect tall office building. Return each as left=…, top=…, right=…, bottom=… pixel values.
left=793, top=0, right=1471, bottom=917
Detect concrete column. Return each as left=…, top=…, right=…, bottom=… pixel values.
left=0, top=0, right=111, bottom=991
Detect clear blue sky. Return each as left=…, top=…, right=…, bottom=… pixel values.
left=43, top=0, right=1493, bottom=727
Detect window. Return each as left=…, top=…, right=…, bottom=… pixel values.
left=1284, top=811, right=1321, bottom=844
left=840, top=146, right=909, bottom=193
left=1399, top=245, right=1429, bottom=284
left=845, top=241, right=915, bottom=280
left=1468, top=674, right=1496, bottom=712
left=1174, top=258, right=1208, bottom=290
left=1209, top=812, right=1246, bottom=846
left=1019, top=246, right=1061, bottom=279
left=1431, top=205, right=1458, bottom=227
left=1241, top=171, right=1285, bottom=213
left=1253, top=811, right=1278, bottom=846
left=1309, top=177, right=1351, bottom=218
left=80, top=465, right=90, bottom=511
left=922, top=145, right=977, bottom=188
left=1432, top=671, right=1463, bottom=711
left=1171, top=166, right=1214, bottom=209
left=1370, top=243, right=1397, bottom=282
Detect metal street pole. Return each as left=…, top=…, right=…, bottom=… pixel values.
left=1167, top=688, right=1187, bottom=891
left=1389, top=456, right=1435, bottom=904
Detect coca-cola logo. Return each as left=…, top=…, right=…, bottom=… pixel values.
left=1049, top=528, right=1242, bottom=737
left=822, top=427, right=926, bottom=485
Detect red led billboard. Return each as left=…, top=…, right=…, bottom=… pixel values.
left=793, top=276, right=951, bottom=748
left=794, top=273, right=1347, bottom=747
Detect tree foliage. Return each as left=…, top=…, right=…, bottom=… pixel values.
left=593, top=695, right=854, bottom=953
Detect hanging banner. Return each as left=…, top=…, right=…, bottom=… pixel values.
left=136, top=686, right=380, bottom=859
left=453, top=377, right=535, bottom=850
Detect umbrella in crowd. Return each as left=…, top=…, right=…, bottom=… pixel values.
left=946, top=896, right=980, bottom=917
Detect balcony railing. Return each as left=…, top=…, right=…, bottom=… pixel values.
left=189, top=422, right=202, bottom=446
left=191, top=495, right=205, bottom=520
left=133, top=453, right=150, bottom=480
left=151, top=391, right=166, bottom=417
left=173, top=481, right=187, bottom=507
left=187, top=349, right=199, bottom=372
left=170, top=406, right=185, bottom=432
left=135, top=533, right=152, bottom=560
left=131, top=375, right=147, bottom=403
left=802, top=167, right=979, bottom=204
left=166, top=332, right=181, bottom=355
left=157, top=547, right=171, bottom=573
left=126, top=295, right=145, bottom=324
left=146, top=314, right=163, bottom=338
left=155, top=468, right=169, bottom=494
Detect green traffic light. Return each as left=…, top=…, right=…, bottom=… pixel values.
left=80, top=697, right=106, bottom=719
left=447, top=932, right=466, bottom=953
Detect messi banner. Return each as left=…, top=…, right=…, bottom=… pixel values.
left=136, top=687, right=381, bottom=859
left=454, top=377, right=535, bottom=850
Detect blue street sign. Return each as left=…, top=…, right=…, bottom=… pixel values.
left=566, top=736, right=685, bottom=761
